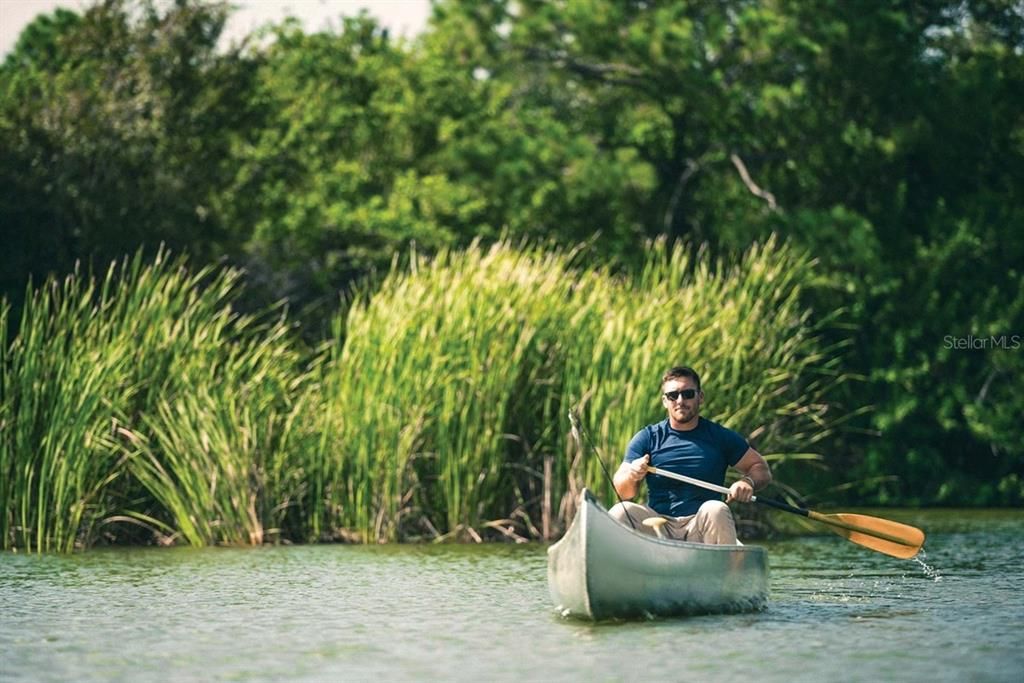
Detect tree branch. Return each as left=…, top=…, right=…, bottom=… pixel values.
left=663, top=158, right=701, bottom=234
left=730, top=152, right=779, bottom=211
left=520, top=47, right=658, bottom=96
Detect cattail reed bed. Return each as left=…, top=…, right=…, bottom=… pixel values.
left=1, top=239, right=838, bottom=551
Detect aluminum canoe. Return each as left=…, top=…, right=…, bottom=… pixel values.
left=547, top=488, right=769, bottom=620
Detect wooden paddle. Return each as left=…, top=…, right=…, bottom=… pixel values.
left=644, top=465, right=925, bottom=559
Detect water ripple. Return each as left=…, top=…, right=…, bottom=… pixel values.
left=1, top=514, right=1022, bottom=682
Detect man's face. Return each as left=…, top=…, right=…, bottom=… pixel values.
left=661, top=377, right=702, bottom=425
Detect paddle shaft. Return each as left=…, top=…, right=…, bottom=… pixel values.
left=644, top=465, right=916, bottom=547
left=646, top=465, right=806, bottom=514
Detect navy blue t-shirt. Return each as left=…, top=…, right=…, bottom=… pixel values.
left=624, top=417, right=749, bottom=516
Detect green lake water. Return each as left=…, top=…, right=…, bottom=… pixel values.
left=2, top=509, right=1022, bottom=682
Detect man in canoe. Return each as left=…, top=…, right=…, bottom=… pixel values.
left=610, top=365, right=772, bottom=544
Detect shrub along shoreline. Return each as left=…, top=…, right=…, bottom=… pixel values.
left=0, top=238, right=837, bottom=552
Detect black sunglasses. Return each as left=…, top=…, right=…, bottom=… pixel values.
left=663, top=388, right=698, bottom=401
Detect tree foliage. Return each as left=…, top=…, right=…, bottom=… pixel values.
left=221, top=15, right=488, bottom=310
left=0, top=0, right=260, bottom=304
left=423, top=0, right=1024, bottom=504
left=1, top=0, right=1021, bottom=505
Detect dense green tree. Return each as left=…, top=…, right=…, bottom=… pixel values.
left=1, top=0, right=1020, bottom=505
left=221, top=15, right=488, bottom=314
left=228, top=8, right=656, bottom=314
left=419, top=3, right=657, bottom=262
left=426, top=0, right=1024, bottom=503
left=2, top=7, right=81, bottom=71
left=0, top=0, right=261, bottom=306
left=783, top=1, right=1024, bottom=504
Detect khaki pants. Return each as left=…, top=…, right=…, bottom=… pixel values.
left=608, top=500, right=738, bottom=545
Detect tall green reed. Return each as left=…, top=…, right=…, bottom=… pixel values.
left=321, top=236, right=837, bottom=541
left=0, top=300, right=10, bottom=549
left=121, top=319, right=311, bottom=548
left=2, top=236, right=838, bottom=550
left=319, top=243, right=572, bottom=541
left=0, top=250, right=312, bottom=551
left=0, top=256, right=171, bottom=551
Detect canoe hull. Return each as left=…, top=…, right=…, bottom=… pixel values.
left=547, top=489, right=769, bottom=620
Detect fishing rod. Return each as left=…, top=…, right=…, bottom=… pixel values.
left=568, top=410, right=638, bottom=529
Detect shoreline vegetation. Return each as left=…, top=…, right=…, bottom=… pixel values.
left=1, top=239, right=837, bottom=552
left=3, top=0, right=1021, bottom=551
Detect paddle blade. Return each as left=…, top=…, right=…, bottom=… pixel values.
left=808, top=511, right=925, bottom=559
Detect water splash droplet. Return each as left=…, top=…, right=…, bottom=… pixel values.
left=914, top=549, right=942, bottom=581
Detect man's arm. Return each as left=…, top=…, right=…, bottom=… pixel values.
left=727, top=447, right=772, bottom=503
left=613, top=454, right=650, bottom=500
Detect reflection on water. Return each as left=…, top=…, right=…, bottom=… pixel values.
left=1, top=510, right=1022, bottom=682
